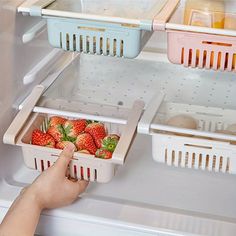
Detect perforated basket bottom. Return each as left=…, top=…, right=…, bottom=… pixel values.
left=22, top=145, right=116, bottom=183
left=30, top=153, right=115, bottom=182
left=60, top=32, right=124, bottom=57
left=163, top=145, right=230, bottom=173
left=152, top=134, right=235, bottom=174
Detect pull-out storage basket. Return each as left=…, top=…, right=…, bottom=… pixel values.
left=3, top=86, right=144, bottom=183
left=167, top=31, right=236, bottom=72
left=18, top=0, right=179, bottom=58
left=138, top=93, right=236, bottom=174
left=161, top=0, right=236, bottom=72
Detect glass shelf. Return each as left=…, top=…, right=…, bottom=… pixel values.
left=47, top=0, right=168, bottom=21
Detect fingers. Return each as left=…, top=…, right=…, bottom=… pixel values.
left=54, top=143, right=75, bottom=174
left=67, top=179, right=89, bottom=195
left=76, top=180, right=89, bottom=194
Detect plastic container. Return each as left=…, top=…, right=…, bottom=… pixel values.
left=46, top=18, right=150, bottom=58
left=184, top=0, right=225, bottom=28
left=224, top=2, right=236, bottom=69
left=3, top=86, right=144, bottom=183
left=224, top=1, right=236, bottom=30
left=138, top=93, right=236, bottom=174
left=18, top=0, right=179, bottom=58
left=167, top=30, right=236, bottom=71
left=164, top=0, right=236, bottom=71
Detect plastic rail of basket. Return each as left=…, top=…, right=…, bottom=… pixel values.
left=112, top=100, right=145, bottom=165
left=138, top=92, right=166, bottom=135
left=3, top=85, right=45, bottom=145
left=18, top=0, right=56, bottom=16
left=153, top=0, right=180, bottom=31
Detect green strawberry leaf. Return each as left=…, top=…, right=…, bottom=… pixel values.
left=102, top=137, right=118, bottom=152
left=64, top=124, right=72, bottom=134
left=86, top=120, right=93, bottom=125
left=67, top=136, right=77, bottom=143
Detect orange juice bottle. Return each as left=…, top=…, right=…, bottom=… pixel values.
left=184, top=0, right=225, bottom=28
left=224, top=2, right=236, bottom=69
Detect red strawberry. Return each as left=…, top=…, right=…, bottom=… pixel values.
left=56, top=141, right=76, bottom=150
left=32, top=129, right=55, bottom=148
left=64, top=119, right=87, bottom=141
left=49, top=116, right=67, bottom=127
left=75, top=133, right=97, bottom=155
left=85, top=122, right=107, bottom=148
left=47, top=125, right=65, bottom=142
left=95, top=148, right=112, bottom=159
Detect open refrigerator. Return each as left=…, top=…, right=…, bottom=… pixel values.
left=0, top=0, right=236, bottom=235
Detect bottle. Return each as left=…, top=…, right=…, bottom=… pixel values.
left=184, top=0, right=225, bottom=28
left=224, top=1, right=236, bottom=69
left=224, top=1, right=236, bottom=30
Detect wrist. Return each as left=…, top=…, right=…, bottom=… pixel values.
left=21, top=186, right=44, bottom=211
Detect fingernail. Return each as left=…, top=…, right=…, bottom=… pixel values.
left=64, top=143, right=75, bottom=152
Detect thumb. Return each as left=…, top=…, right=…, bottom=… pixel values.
left=54, top=143, right=75, bottom=174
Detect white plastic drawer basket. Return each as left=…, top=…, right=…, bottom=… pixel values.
left=3, top=86, right=144, bottom=183
left=138, top=93, right=236, bottom=174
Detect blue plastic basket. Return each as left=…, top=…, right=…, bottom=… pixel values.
left=47, top=17, right=152, bottom=58
left=18, top=0, right=180, bottom=58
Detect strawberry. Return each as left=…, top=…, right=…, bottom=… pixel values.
left=47, top=125, right=65, bottom=142
left=85, top=122, right=107, bottom=148
left=63, top=119, right=87, bottom=141
left=75, top=133, right=97, bottom=155
left=32, top=129, right=55, bottom=148
left=56, top=141, right=76, bottom=150
left=102, top=134, right=120, bottom=152
left=49, top=116, right=67, bottom=127
left=95, top=148, right=113, bottom=159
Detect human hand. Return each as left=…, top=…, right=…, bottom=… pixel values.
left=24, top=143, right=89, bottom=210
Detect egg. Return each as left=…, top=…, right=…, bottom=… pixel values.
left=226, top=124, right=236, bottom=134
left=166, top=114, right=197, bottom=137
left=167, top=115, right=197, bottom=129
left=215, top=129, right=235, bottom=135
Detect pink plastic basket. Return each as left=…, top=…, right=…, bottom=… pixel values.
left=167, top=30, right=236, bottom=72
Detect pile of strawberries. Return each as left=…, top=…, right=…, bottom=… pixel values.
left=31, top=116, right=120, bottom=159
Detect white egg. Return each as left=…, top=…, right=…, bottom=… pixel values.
left=226, top=124, right=236, bottom=134
left=166, top=115, right=197, bottom=130
left=215, top=129, right=235, bottom=135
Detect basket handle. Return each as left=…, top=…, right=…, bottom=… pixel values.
left=138, top=92, right=165, bottom=135
left=18, top=0, right=56, bottom=16
left=112, top=100, right=145, bottom=165
left=153, top=0, right=180, bottom=31
left=3, top=85, right=45, bottom=145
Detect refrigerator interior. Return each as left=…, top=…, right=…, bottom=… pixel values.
left=2, top=52, right=236, bottom=235
left=1, top=1, right=236, bottom=235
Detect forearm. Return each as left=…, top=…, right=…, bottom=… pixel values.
left=0, top=188, right=42, bottom=236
